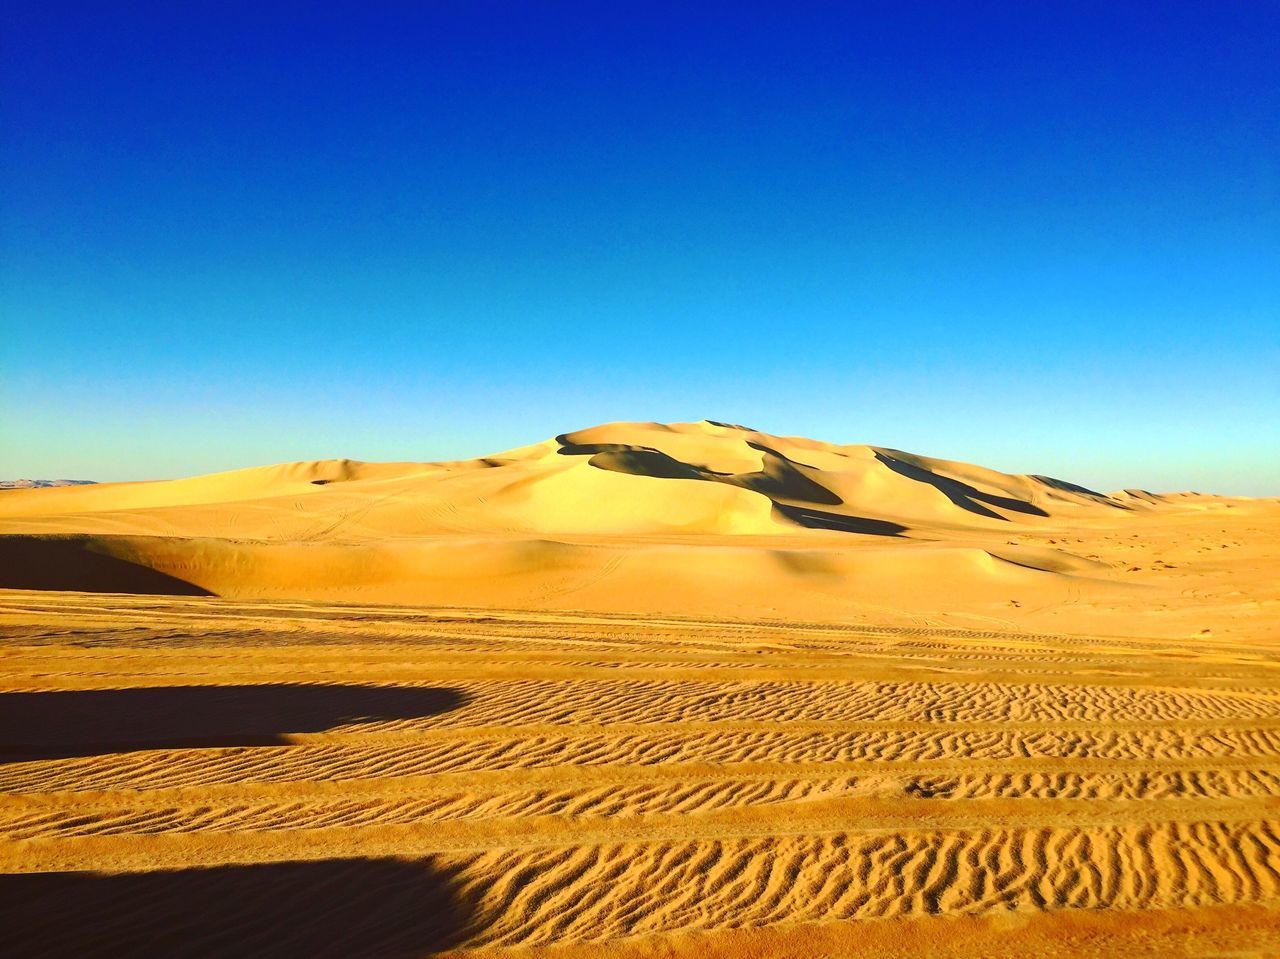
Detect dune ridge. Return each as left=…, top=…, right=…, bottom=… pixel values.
left=1, top=419, right=1275, bottom=640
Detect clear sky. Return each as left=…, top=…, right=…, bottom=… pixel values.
left=2, top=2, right=1277, bottom=493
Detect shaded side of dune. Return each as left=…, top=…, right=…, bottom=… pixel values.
left=872, top=451, right=1049, bottom=520
left=0, top=535, right=212, bottom=595
left=556, top=436, right=904, bottom=536
left=772, top=503, right=906, bottom=536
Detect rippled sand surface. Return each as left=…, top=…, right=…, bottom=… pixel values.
left=3, top=592, right=1279, bottom=957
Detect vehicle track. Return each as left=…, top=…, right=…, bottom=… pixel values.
left=2, top=592, right=1278, bottom=956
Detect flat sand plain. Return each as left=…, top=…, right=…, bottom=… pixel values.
left=1, top=421, right=1278, bottom=955
left=3, top=595, right=1280, bottom=956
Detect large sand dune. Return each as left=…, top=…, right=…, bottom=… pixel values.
left=0, top=419, right=1276, bottom=639
left=3, top=421, right=1279, bottom=955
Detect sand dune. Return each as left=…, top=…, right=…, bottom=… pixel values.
left=3, top=422, right=1279, bottom=955
left=0, top=420, right=1275, bottom=639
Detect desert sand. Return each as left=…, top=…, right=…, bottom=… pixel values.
left=2, top=420, right=1279, bottom=956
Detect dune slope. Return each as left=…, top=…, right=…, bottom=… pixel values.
left=0, top=420, right=1276, bottom=639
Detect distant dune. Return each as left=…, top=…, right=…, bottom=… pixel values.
left=1, top=420, right=1275, bottom=639
left=0, top=479, right=95, bottom=489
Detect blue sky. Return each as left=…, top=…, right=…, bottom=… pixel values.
left=3, top=2, right=1277, bottom=493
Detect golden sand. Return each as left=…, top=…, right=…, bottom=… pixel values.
left=1, top=421, right=1278, bottom=955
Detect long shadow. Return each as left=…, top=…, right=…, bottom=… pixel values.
left=0, top=858, right=478, bottom=958
left=873, top=451, right=1048, bottom=520
left=0, top=535, right=212, bottom=596
left=556, top=436, right=904, bottom=536
left=1032, top=474, right=1132, bottom=508
left=736, top=442, right=843, bottom=505
left=572, top=445, right=707, bottom=480
left=0, top=684, right=468, bottom=762
left=773, top=503, right=906, bottom=536
left=1029, top=474, right=1103, bottom=497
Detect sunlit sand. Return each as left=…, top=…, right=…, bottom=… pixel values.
left=2, top=420, right=1278, bottom=955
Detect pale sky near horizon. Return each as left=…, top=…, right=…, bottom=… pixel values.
left=3, top=3, right=1278, bottom=494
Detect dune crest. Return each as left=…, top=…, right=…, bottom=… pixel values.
left=1, top=420, right=1275, bottom=639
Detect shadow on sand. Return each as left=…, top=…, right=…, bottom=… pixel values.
left=873, top=451, right=1048, bottom=521
left=772, top=503, right=906, bottom=536
left=0, top=535, right=213, bottom=595
left=555, top=436, right=905, bottom=537
left=0, top=857, right=478, bottom=958
left=0, top=684, right=468, bottom=762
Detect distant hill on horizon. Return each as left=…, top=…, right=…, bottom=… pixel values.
left=0, top=479, right=96, bottom=490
